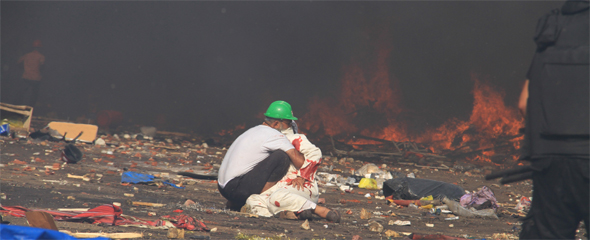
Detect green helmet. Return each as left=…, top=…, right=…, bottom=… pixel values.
left=264, top=100, right=298, bottom=120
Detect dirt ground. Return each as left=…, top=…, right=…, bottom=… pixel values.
left=0, top=121, right=586, bottom=239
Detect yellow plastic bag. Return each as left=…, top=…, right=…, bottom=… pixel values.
left=419, top=195, right=434, bottom=209
left=358, top=178, right=378, bottom=190
left=420, top=204, right=434, bottom=209
left=420, top=195, right=433, bottom=201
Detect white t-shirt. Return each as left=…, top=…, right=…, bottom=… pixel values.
left=218, top=125, right=294, bottom=188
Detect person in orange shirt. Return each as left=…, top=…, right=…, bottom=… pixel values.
left=16, top=39, right=45, bottom=107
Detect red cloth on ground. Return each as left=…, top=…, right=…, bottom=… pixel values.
left=0, top=204, right=208, bottom=231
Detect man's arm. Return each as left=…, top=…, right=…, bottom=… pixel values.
left=285, top=148, right=305, bottom=169
left=518, top=80, right=529, bottom=117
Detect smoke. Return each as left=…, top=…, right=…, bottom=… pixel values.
left=1, top=1, right=562, bottom=134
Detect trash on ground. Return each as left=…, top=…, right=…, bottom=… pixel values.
left=0, top=124, right=9, bottom=136
left=0, top=103, right=33, bottom=132
left=121, top=171, right=185, bottom=189
left=514, top=196, right=531, bottom=211
left=383, top=177, right=465, bottom=200
left=132, top=201, right=166, bottom=207
left=315, top=172, right=342, bottom=186
left=442, top=197, right=498, bottom=219
left=0, top=204, right=209, bottom=231
left=459, top=186, right=498, bottom=210
left=491, top=233, right=518, bottom=239
left=301, top=219, right=310, bottom=230
left=167, top=228, right=185, bottom=239
left=358, top=178, right=378, bottom=190
left=360, top=208, right=372, bottom=219
left=384, top=230, right=400, bottom=238
left=368, top=221, right=383, bottom=232
left=408, top=233, right=469, bottom=240
left=355, top=163, right=383, bottom=177
left=0, top=225, right=109, bottom=240
left=61, top=144, right=83, bottom=164
left=25, top=211, right=59, bottom=230
left=391, top=220, right=411, bottom=226
left=47, top=122, right=98, bottom=143
left=62, top=230, right=144, bottom=239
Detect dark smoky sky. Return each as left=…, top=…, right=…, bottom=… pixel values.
left=1, top=1, right=563, bottom=135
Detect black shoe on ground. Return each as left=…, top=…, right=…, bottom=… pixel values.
left=296, top=209, right=314, bottom=220
left=326, top=210, right=341, bottom=223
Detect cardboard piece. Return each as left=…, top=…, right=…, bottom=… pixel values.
left=0, top=103, right=33, bottom=132
left=167, top=228, right=185, bottom=239
left=47, top=122, right=98, bottom=143
left=132, top=201, right=166, bottom=207
left=25, top=211, right=59, bottom=230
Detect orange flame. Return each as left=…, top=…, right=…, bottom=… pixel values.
left=417, top=76, right=524, bottom=153
left=299, top=33, right=524, bottom=161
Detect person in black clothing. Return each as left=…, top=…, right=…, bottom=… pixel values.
left=518, top=0, right=589, bottom=239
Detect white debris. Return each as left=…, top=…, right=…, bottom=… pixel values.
left=94, top=138, right=106, bottom=146
left=392, top=220, right=411, bottom=226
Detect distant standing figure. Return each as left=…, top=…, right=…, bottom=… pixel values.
left=16, top=39, right=45, bottom=107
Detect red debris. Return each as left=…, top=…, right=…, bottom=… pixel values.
left=13, top=160, right=27, bottom=165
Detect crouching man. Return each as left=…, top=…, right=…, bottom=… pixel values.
left=244, top=120, right=340, bottom=222
left=217, top=101, right=305, bottom=211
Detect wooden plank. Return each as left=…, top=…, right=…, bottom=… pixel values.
left=156, top=131, right=190, bottom=137
left=132, top=201, right=166, bottom=207
left=48, top=122, right=98, bottom=143
left=57, top=208, right=90, bottom=212
left=25, top=211, right=58, bottom=230
left=60, top=231, right=143, bottom=239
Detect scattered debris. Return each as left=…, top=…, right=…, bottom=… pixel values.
left=443, top=197, right=498, bottom=219
left=368, top=221, right=383, bottom=232
left=301, top=219, right=310, bottom=230
left=47, top=122, right=98, bottom=143
left=384, top=230, right=400, bottom=238
left=383, top=177, right=465, bottom=200
left=25, top=211, right=59, bottom=230
left=391, top=220, right=411, bottom=226
left=167, top=228, right=185, bottom=239
left=132, top=201, right=166, bottom=207
left=360, top=208, right=372, bottom=219
left=62, top=230, right=144, bottom=239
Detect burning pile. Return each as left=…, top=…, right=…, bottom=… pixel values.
left=299, top=37, right=523, bottom=165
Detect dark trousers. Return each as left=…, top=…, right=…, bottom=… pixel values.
left=218, top=151, right=290, bottom=211
left=520, top=157, right=589, bottom=239
left=15, top=79, right=40, bottom=107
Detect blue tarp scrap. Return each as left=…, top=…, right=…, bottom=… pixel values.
left=121, top=171, right=185, bottom=189
left=0, top=124, right=9, bottom=136
left=0, top=225, right=109, bottom=240
left=121, top=171, right=155, bottom=184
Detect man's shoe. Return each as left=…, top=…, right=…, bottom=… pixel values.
left=225, top=201, right=241, bottom=211
left=296, top=209, right=313, bottom=220
left=326, top=210, right=341, bottom=223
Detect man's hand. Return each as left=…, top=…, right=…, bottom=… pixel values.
left=288, top=177, right=306, bottom=191
left=519, top=80, right=529, bottom=117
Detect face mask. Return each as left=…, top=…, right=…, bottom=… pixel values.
left=278, top=122, right=288, bottom=132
